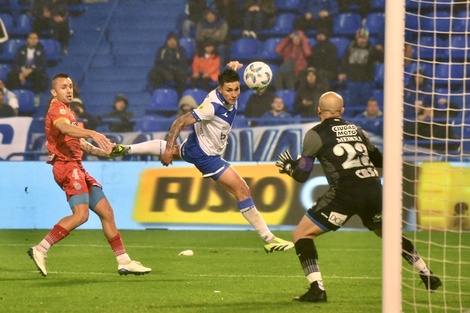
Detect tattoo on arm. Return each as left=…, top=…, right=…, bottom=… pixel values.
left=166, top=114, right=195, bottom=152
left=80, top=139, right=108, bottom=157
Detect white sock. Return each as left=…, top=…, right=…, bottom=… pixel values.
left=36, top=239, right=51, bottom=254
left=413, top=258, right=429, bottom=274
left=129, top=139, right=166, bottom=156
left=238, top=198, right=273, bottom=242
left=307, top=272, right=325, bottom=290
left=116, top=253, right=132, bottom=265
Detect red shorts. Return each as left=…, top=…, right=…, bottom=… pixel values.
left=52, top=161, right=102, bottom=200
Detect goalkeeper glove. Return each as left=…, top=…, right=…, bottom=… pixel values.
left=275, top=151, right=298, bottom=176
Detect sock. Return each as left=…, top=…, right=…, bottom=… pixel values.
left=238, top=198, right=273, bottom=242
left=402, top=236, right=430, bottom=274
left=37, top=224, right=70, bottom=253
left=108, top=232, right=131, bottom=265
left=295, top=238, right=325, bottom=290
left=129, top=139, right=166, bottom=155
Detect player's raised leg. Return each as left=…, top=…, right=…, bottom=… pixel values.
left=108, top=140, right=167, bottom=158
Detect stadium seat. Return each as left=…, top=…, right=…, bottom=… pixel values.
left=230, top=37, right=261, bottom=62
left=370, top=0, right=385, bottom=11
left=364, top=12, right=385, bottom=36
left=433, top=63, right=465, bottom=88
left=0, top=63, right=11, bottom=81
left=275, top=89, right=296, bottom=113
left=333, top=13, right=362, bottom=37
left=261, top=13, right=295, bottom=37
left=179, top=37, right=196, bottom=61
left=0, top=38, right=23, bottom=61
left=0, top=13, right=13, bottom=35
left=11, top=14, right=32, bottom=37
left=307, top=37, right=317, bottom=47
left=40, top=39, right=62, bottom=65
left=123, top=132, right=154, bottom=161
left=237, top=89, right=256, bottom=114
left=421, top=11, right=452, bottom=33
left=413, top=36, right=445, bottom=61
left=405, top=0, right=433, bottom=11
left=231, top=114, right=248, bottom=128
left=258, top=37, right=282, bottom=62
left=275, top=0, right=300, bottom=13
left=453, top=11, right=470, bottom=33
left=330, top=36, right=350, bottom=60
left=135, top=114, right=174, bottom=132
left=374, top=63, right=385, bottom=87
left=442, top=36, right=469, bottom=61
left=181, top=88, right=207, bottom=105
left=373, top=88, right=384, bottom=109
left=13, top=89, right=35, bottom=116
left=147, top=88, right=179, bottom=115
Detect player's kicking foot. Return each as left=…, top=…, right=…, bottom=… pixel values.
left=118, top=260, right=151, bottom=275
left=108, top=144, right=130, bottom=159
left=264, top=236, right=294, bottom=253
left=420, top=271, right=442, bottom=291
left=27, top=246, right=47, bottom=277
left=293, top=281, right=327, bottom=303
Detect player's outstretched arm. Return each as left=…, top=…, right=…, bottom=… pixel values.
left=54, top=120, right=113, bottom=154
left=161, top=113, right=197, bottom=166
left=80, top=138, right=113, bottom=157
left=226, top=61, right=243, bottom=71
left=276, top=151, right=312, bottom=183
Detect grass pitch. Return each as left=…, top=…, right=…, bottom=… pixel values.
left=0, top=230, right=468, bottom=313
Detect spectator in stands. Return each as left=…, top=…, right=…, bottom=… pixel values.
left=259, top=96, right=292, bottom=126
left=30, top=0, right=70, bottom=55
left=177, top=94, right=198, bottom=131
left=275, top=30, right=311, bottom=90
left=0, top=89, right=16, bottom=117
left=403, top=69, right=432, bottom=119
left=6, top=32, right=48, bottom=95
left=214, top=0, right=242, bottom=33
left=181, top=0, right=207, bottom=38
left=241, top=0, right=276, bottom=39
left=0, top=79, right=18, bottom=115
left=70, top=97, right=99, bottom=130
left=147, top=31, right=188, bottom=95
left=244, top=87, right=275, bottom=126
left=293, top=67, right=326, bottom=122
left=191, top=40, right=221, bottom=91
left=307, top=27, right=338, bottom=89
left=356, top=98, right=383, bottom=118
left=404, top=105, right=460, bottom=152
left=338, top=27, right=381, bottom=108
left=102, top=94, right=135, bottom=133
left=294, top=0, right=337, bottom=34
left=195, top=6, right=228, bottom=62
left=434, top=96, right=460, bottom=120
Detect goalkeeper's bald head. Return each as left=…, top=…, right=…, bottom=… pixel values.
left=318, top=92, right=344, bottom=120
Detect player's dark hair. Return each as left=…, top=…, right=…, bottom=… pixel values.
left=218, top=67, right=239, bottom=87
left=52, top=72, right=70, bottom=81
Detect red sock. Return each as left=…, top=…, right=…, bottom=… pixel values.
left=44, top=224, right=70, bottom=246
left=108, top=232, right=126, bottom=256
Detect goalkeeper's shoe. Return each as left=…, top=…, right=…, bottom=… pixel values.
left=420, top=271, right=442, bottom=291
left=118, top=260, right=151, bottom=275
left=108, top=144, right=130, bottom=159
left=27, top=246, right=47, bottom=277
left=293, top=281, right=327, bottom=303
left=264, top=236, right=294, bottom=253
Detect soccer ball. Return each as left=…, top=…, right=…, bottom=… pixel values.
left=243, top=61, right=272, bottom=90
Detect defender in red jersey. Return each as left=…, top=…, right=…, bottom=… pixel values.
left=27, top=73, right=151, bottom=277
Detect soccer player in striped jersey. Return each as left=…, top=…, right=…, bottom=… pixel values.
left=109, top=61, right=294, bottom=253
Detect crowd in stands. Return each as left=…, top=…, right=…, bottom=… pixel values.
left=0, top=0, right=465, bottom=155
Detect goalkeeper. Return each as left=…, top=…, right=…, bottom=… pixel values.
left=109, top=61, right=293, bottom=254
left=276, top=91, right=442, bottom=303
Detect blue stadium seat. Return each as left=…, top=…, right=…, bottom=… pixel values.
left=433, top=63, right=465, bottom=88
left=307, top=37, right=317, bottom=47
left=0, top=13, right=13, bottom=35
left=115, top=53, right=153, bottom=68
left=122, top=132, right=154, bottom=161
left=135, top=114, right=174, bottom=132
left=405, top=0, right=433, bottom=11
left=230, top=37, right=261, bottom=62
left=330, top=36, right=350, bottom=60
left=261, top=13, right=295, bottom=37
left=237, top=89, right=256, bottom=114
left=0, top=63, right=11, bottom=81
left=370, top=0, right=385, bottom=11
left=258, top=37, right=282, bottom=62
left=40, top=39, right=61, bottom=64
left=147, top=88, right=179, bottom=115
left=364, top=12, right=385, bottom=36
left=181, top=88, right=207, bottom=105
left=413, top=36, right=445, bottom=61
left=13, top=89, right=35, bottom=115
left=453, top=11, right=470, bottom=33
left=373, top=88, right=384, bottom=109
left=275, top=0, right=300, bottom=13
left=11, top=14, right=32, bottom=37
left=421, top=11, right=452, bottom=33
left=231, top=114, right=248, bottom=128
left=374, top=63, right=385, bottom=87
left=0, top=38, right=23, bottom=61
left=442, top=36, right=469, bottom=61
left=179, top=37, right=196, bottom=61
left=275, top=89, right=296, bottom=113
left=333, top=13, right=362, bottom=37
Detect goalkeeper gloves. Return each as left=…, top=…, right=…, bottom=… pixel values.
left=275, top=151, right=298, bottom=176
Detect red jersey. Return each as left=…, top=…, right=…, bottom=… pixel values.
left=45, top=99, right=84, bottom=164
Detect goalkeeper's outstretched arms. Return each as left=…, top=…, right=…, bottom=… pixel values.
left=275, top=151, right=314, bottom=183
